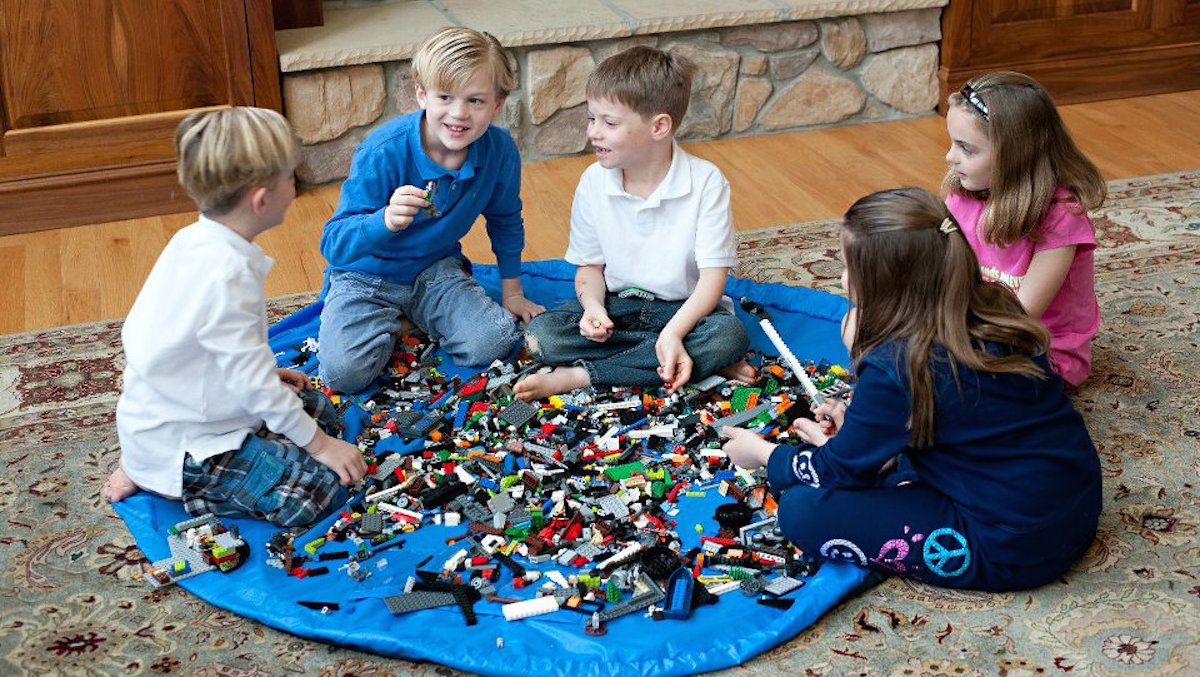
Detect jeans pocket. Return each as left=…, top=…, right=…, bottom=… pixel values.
left=231, top=448, right=287, bottom=514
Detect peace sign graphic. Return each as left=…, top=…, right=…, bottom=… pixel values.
left=922, top=527, right=971, bottom=578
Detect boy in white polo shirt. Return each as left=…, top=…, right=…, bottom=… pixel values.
left=515, top=47, right=754, bottom=401
left=104, top=107, right=367, bottom=526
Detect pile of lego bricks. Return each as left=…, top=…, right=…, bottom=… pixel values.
left=266, top=331, right=855, bottom=633
left=115, top=266, right=872, bottom=674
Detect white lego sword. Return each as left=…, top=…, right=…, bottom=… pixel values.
left=741, top=298, right=824, bottom=406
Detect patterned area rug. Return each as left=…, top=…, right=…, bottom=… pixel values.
left=2, top=171, right=1198, bottom=675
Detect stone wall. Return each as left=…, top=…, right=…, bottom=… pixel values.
left=285, top=8, right=941, bottom=185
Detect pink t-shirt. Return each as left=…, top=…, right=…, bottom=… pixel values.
left=946, top=189, right=1099, bottom=386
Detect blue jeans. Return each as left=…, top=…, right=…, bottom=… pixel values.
left=318, top=256, right=521, bottom=393
left=524, top=295, right=749, bottom=387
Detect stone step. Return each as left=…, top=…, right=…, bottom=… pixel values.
left=278, top=0, right=947, bottom=183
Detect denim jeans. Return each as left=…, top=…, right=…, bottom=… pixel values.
left=524, top=295, right=749, bottom=387
left=181, top=389, right=344, bottom=527
left=318, top=256, right=521, bottom=393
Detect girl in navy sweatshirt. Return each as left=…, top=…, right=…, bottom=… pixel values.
left=724, top=187, right=1101, bottom=592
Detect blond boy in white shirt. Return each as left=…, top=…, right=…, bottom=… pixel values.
left=103, top=107, right=367, bottom=526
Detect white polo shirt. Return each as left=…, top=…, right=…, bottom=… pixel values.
left=565, top=143, right=737, bottom=301
left=116, top=217, right=317, bottom=498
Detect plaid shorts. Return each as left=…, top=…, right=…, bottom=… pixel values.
left=181, top=390, right=344, bottom=527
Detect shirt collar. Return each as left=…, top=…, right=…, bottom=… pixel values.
left=197, top=215, right=273, bottom=271
left=408, top=111, right=478, bottom=182
left=600, top=141, right=690, bottom=207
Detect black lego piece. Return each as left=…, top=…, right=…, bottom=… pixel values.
left=399, top=408, right=446, bottom=440
left=781, top=398, right=814, bottom=423
left=714, top=503, right=753, bottom=532
left=618, top=408, right=645, bottom=426
left=491, top=548, right=527, bottom=577
left=757, top=597, right=795, bottom=610
left=420, top=479, right=469, bottom=509
left=297, top=600, right=340, bottom=611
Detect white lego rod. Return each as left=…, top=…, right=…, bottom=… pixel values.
left=757, top=319, right=824, bottom=406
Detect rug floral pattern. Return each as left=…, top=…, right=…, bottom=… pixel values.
left=2, top=172, right=1198, bottom=675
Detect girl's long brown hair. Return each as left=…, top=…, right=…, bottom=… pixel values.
left=942, top=71, right=1105, bottom=246
left=843, top=188, right=1051, bottom=447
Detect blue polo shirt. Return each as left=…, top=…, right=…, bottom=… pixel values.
left=320, top=110, right=525, bottom=284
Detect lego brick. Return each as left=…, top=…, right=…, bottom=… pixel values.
left=763, top=575, right=805, bottom=597
left=497, top=400, right=538, bottom=428
left=383, top=590, right=458, bottom=615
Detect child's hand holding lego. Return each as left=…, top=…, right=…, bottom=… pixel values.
left=792, top=408, right=838, bottom=447
left=277, top=367, right=311, bottom=393
left=306, top=430, right=368, bottom=486
left=655, top=331, right=692, bottom=393
left=384, top=184, right=435, bottom=232
left=578, top=310, right=613, bottom=342
left=800, top=398, right=845, bottom=440
left=722, top=426, right=775, bottom=470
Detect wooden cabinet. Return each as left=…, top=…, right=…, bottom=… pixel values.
left=0, top=0, right=280, bottom=235
left=940, top=0, right=1200, bottom=108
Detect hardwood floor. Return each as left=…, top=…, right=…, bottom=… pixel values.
left=2, top=90, right=1198, bottom=334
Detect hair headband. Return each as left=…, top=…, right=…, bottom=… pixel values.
left=960, top=84, right=989, bottom=121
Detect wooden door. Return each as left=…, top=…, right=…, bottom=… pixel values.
left=0, top=0, right=280, bottom=235
left=940, top=0, right=1200, bottom=108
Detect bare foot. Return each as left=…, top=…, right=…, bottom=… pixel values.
left=718, top=360, right=757, bottom=383
left=514, top=367, right=591, bottom=402
left=102, top=465, right=139, bottom=503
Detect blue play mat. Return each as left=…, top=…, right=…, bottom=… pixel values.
left=114, top=260, right=871, bottom=677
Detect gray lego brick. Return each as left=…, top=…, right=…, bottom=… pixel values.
left=598, top=494, right=629, bottom=519
left=497, top=399, right=538, bottom=428
left=383, top=590, right=457, bottom=614
left=763, top=575, right=805, bottom=597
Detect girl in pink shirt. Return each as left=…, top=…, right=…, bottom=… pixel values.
left=943, top=71, right=1105, bottom=387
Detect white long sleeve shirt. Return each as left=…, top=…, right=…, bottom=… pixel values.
left=116, top=216, right=317, bottom=498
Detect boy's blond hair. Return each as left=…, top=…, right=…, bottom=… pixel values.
left=411, top=27, right=516, bottom=97
left=174, top=107, right=299, bottom=216
left=587, top=46, right=694, bottom=131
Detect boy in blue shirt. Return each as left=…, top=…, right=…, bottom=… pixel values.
left=515, top=47, right=754, bottom=401
left=319, top=27, right=543, bottom=394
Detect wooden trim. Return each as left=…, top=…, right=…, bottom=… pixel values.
left=248, top=0, right=283, bottom=111
left=938, top=0, right=972, bottom=69
left=272, top=0, right=323, bottom=30
left=218, top=0, right=255, bottom=105
left=2, top=106, right=225, bottom=157
left=0, top=161, right=193, bottom=235
left=939, top=42, right=1200, bottom=111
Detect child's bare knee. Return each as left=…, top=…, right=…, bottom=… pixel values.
left=524, top=334, right=541, bottom=358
